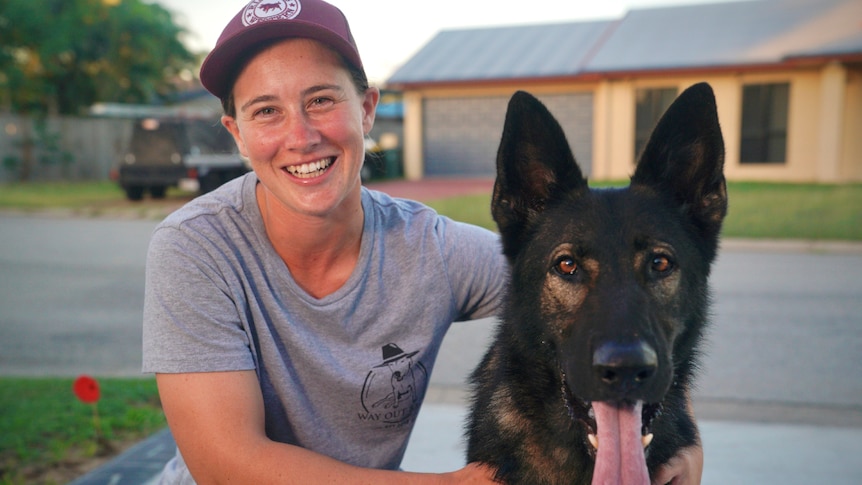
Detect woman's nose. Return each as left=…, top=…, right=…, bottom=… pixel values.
left=283, top=113, right=321, bottom=151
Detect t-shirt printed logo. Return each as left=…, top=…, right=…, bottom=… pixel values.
left=359, top=343, right=427, bottom=427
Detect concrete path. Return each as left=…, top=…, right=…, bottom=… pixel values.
left=69, top=401, right=862, bottom=485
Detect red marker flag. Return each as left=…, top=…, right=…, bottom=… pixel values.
left=73, top=375, right=101, bottom=404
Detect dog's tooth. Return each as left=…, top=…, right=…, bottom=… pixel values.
left=642, top=433, right=654, bottom=449
left=588, top=433, right=599, bottom=450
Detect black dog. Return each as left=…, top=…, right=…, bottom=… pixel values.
left=466, top=83, right=726, bottom=485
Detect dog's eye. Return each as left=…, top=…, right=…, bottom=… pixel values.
left=553, top=257, right=578, bottom=276
left=650, top=255, right=674, bottom=275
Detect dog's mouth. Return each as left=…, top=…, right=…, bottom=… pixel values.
left=582, top=400, right=660, bottom=455
left=561, top=372, right=661, bottom=484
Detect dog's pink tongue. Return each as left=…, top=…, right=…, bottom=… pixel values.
left=591, top=401, right=650, bottom=485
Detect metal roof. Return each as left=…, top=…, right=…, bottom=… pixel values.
left=387, top=0, right=862, bottom=85
left=389, top=21, right=614, bottom=82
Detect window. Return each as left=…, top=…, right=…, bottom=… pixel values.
left=634, top=87, right=678, bottom=160
left=740, top=83, right=789, bottom=164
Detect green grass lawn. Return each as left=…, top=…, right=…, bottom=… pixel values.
left=721, top=182, right=862, bottom=240
left=0, top=377, right=166, bottom=485
left=0, top=181, right=194, bottom=213
left=426, top=182, right=862, bottom=241
left=1, top=180, right=859, bottom=240
left=0, top=182, right=124, bottom=210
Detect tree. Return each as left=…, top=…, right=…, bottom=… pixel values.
left=0, top=0, right=197, bottom=116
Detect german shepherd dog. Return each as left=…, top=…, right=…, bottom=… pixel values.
left=466, top=83, right=726, bottom=485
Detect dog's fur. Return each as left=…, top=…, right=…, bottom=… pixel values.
left=466, top=83, right=726, bottom=485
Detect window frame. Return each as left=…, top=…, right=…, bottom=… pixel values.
left=634, top=87, right=678, bottom=161
left=739, top=82, right=790, bottom=165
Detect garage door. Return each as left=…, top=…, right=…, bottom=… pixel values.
left=422, top=92, right=594, bottom=177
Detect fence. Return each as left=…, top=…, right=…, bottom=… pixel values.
left=0, top=114, right=134, bottom=184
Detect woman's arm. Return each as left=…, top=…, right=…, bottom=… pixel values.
left=157, top=370, right=497, bottom=484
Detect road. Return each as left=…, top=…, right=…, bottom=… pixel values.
left=2, top=214, right=861, bottom=427
left=0, top=215, right=155, bottom=376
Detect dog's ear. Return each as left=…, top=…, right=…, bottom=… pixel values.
left=493, top=91, right=587, bottom=258
left=631, top=82, right=727, bottom=244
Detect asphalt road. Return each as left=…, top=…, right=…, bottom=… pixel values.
left=0, top=215, right=155, bottom=377
left=2, top=214, right=861, bottom=427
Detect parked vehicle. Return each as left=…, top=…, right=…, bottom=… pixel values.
left=112, top=116, right=247, bottom=201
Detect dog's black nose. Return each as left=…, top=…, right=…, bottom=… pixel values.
left=592, top=341, right=658, bottom=397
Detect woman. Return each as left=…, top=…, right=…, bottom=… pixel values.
left=143, top=1, right=702, bottom=483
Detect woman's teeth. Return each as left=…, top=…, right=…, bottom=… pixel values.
left=286, top=158, right=333, bottom=178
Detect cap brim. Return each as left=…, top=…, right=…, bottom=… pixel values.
left=200, top=21, right=363, bottom=99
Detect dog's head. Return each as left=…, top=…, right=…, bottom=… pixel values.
left=492, top=83, right=726, bottom=483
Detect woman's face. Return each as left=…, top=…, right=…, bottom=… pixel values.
left=222, top=38, right=378, bottom=219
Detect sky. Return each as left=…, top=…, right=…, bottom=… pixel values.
left=158, top=0, right=738, bottom=84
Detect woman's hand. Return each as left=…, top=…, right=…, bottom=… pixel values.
left=651, top=443, right=703, bottom=485
left=444, top=462, right=499, bottom=484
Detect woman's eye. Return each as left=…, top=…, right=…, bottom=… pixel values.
left=255, top=107, right=277, bottom=117
left=309, top=97, right=334, bottom=108
left=650, top=255, right=674, bottom=274
left=554, top=257, right=578, bottom=276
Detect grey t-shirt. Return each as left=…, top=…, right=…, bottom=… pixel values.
left=142, top=173, right=505, bottom=482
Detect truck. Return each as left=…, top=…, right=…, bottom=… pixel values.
left=111, top=115, right=248, bottom=201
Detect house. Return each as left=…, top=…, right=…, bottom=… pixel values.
left=385, top=0, right=862, bottom=183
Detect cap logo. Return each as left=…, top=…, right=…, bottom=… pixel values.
left=242, top=0, right=301, bottom=26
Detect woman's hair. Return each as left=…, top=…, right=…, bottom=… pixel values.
left=220, top=41, right=369, bottom=118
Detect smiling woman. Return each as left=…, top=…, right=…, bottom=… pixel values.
left=141, top=1, right=506, bottom=484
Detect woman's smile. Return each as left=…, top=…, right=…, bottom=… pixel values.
left=284, top=156, right=336, bottom=179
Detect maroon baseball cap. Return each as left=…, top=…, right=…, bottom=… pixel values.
left=200, top=0, right=364, bottom=99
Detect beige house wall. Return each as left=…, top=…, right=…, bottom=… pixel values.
left=401, top=91, right=424, bottom=181
left=399, top=62, right=862, bottom=183
left=593, top=65, right=862, bottom=183
left=842, top=66, right=862, bottom=181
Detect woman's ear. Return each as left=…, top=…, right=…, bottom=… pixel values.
left=361, top=87, right=380, bottom=135
left=221, top=115, right=248, bottom=158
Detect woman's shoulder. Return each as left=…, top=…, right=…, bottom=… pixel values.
left=362, top=185, right=430, bottom=212
left=158, top=173, right=257, bottom=231
left=150, top=173, right=262, bottom=256
left=361, top=186, right=497, bottom=244
left=362, top=186, right=452, bottom=234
